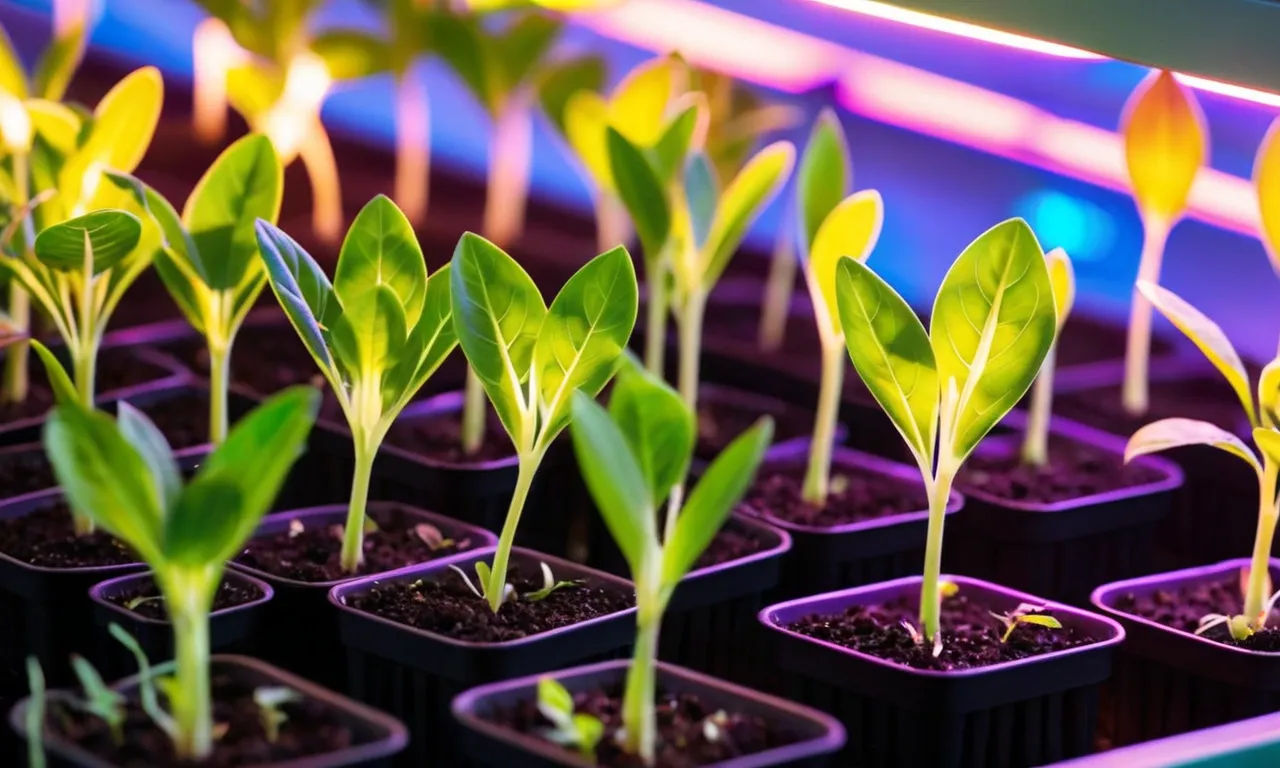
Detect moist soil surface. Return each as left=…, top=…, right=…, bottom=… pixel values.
left=958, top=435, right=1166, bottom=504
left=696, top=388, right=811, bottom=460
left=0, top=345, right=172, bottom=426
left=491, top=684, right=803, bottom=767
left=236, top=506, right=482, bottom=583
left=43, top=667, right=363, bottom=767
left=693, top=517, right=772, bottom=571
left=1112, top=573, right=1280, bottom=651
left=105, top=575, right=265, bottom=620
left=0, top=446, right=58, bottom=499
left=787, top=592, right=1096, bottom=671
left=741, top=461, right=928, bottom=528
left=0, top=500, right=135, bottom=568
left=1056, top=375, right=1250, bottom=438
left=385, top=404, right=514, bottom=463
left=1052, top=315, right=1177, bottom=368
left=347, top=560, right=633, bottom=643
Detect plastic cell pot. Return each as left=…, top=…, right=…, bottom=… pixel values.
left=949, top=415, right=1184, bottom=606
left=739, top=440, right=963, bottom=600
left=329, top=547, right=636, bottom=768
left=1046, top=709, right=1280, bottom=767
left=7, top=654, right=408, bottom=767
left=760, top=575, right=1124, bottom=768
left=451, top=659, right=847, bottom=768
left=1090, top=558, right=1280, bottom=746
left=229, top=503, right=498, bottom=692
left=88, top=569, right=274, bottom=680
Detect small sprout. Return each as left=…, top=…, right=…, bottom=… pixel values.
left=932, top=632, right=943, bottom=658
left=288, top=518, right=305, bottom=538
left=939, top=580, right=960, bottom=599
left=68, top=655, right=125, bottom=744
left=702, top=710, right=729, bottom=743
left=524, top=562, right=581, bottom=602
left=537, top=677, right=603, bottom=763
left=450, top=563, right=514, bottom=607
left=363, top=515, right=381, bottom=534
left=124, top=595, right=164, bottom=612
left=212, top=722, right=230, bottom=741
left=254, top=686, right=303, bottom=744
left=413, top=523, right=454, bottom=552
left=108, top=623, right=176, bottom=739
left=900, top=620, right=923, bottom=645
left=991, top=603, right=1063, bottom=643
left=1196, top=613, right=1256, bottom=641
left=25, top=656, right=47, bottom=768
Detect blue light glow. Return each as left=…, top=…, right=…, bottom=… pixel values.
left=1017, top=189, right=1114, bottom=262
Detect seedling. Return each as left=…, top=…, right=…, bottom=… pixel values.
left=792, top=109, right=883, bottom=504
left=112, top=133, right=283, bottom=444
left=1021, top=248, right=1076, bottom=466
left=255, top=686, right=303, bottom=743
left=25, top=656, right=47, bottom=768
left=43, top=386, right=319, bottom=759
left=991, top=603, right=1063, bottom=643
left=255, top=196, right=457, bottom=574
left=0, top=66, right=162, bottom=412
left=536, top=676, right=603, bottom=762
left=1119, top=69, right=1206, bottom=415
left=451, top=232, right=637, bottom=611
left=68, top=654, right=125, bottom=743
left=108, top=622, right=176, bottom=736
left=568, top=356, right=772, bottom=764
left=836, top=218, right=1058, bottom=643
left=1124, top=281, right=1280, bottom=638
left=525, top=562, right=582, bottom=602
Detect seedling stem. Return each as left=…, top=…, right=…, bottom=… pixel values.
left=394, top=70, right=430, bottom=225
left=623, top=586, right=661, bottom=764
left=919, top=464, right=956, bottom=642
left=1123, top=216, right=1170, bottom=416
left=1021, top=343, right=1057, bottom=466
left=486, top=447, right=544, bottom=612
left=462, top=367, right=486, bottom=456
left=3, top=149, right=31, bottom=404
left=595, top=193, right=631, bottom=255
left=802, top=341, right=845, bottom=503
left=758, top=206, right=796, bottom=353
left=643, top=264, right=669, bottom=375
left=207, top=342, right=230, bottom=445
left=1245, top=454, right=1280, bottom=622
left=340, top=434, right=379, bottom=573
left=164, top=570, right=215, bottom=760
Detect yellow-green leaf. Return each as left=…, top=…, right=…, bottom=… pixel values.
left=609, top=54, right=678, bottom=147
left=565, top=90, right=611, bottom=190
left=1253, top=116, right=1280, bottom=277
left=1125, top=417, right=1261, bottom=477
left=808, top=189, right=883, bottom=339
left=797, top=108, right=850, bottom=254
left=1046, top=247, right=1075, bottom=330
left=25, top=99, right=81, bottom=156
left=1137, top=280, right=1256, bottom=427
left=1255, top=427, right=1280, bottom=467
left=0, top=25, right=27, bottom=99
left=60, top=67, right=164, bottom=209
left=1121, top=69, right=1206, bottom=225
left=1259, top=359, right=1280, bottom=429
left=701, top=140, right=794, bottom=287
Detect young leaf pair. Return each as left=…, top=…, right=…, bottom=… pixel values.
left=1123, top=281, right=1280, bottom=637
left=837, top=218, right=1059, bottom=643
left=557, top=358, right=772, bottom=764
left=42, top=386, right=320, bottom=761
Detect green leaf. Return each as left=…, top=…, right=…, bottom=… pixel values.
left=701, top=141, right=794, bottom=286
left=334, top=195, right=427, bottom=332
left=836, top=257, right=938, bottom=470
left=1256, top=427, right=1280, bottom=466
left=382, top=264, right=457, bottom=413
left=43, top=404, right=164, bottom=562
left=310, top=29, right=389, bottom=81
left=495, top=13, right=562, bottom=99
left=429, top=13, right=495, bottom=114
left=535, top=246, right=638, bottom=441
left=606, top=127, right=668, bottom=263
left=450, top=232, right=546, bottom=442
left=172, top=386, right=320, bottom=564
left=607, top=356, right=692, bottom=503
left=663, top=416, right=772, bottom=586
left=808, top=190, right=883, bottom=337
left=0, top=25, right=27, bottom=99
left=1137, top=279, right=1256, bottom=427
left=569, top=391, right=656, bottom=576
left=649, top=94, right=706, bottom=183
left=25, top=99, right=82, bottom=157
left=537, top=55, right=606, bottom=136
left=34, top=210, right=142, bottom=273
left=256, top=220, right=339, bottom=373
left=797, top=108, right=850, bottom=254
left=60, top=67, right=163, bottom=207
left=30, top=340, right=78, bottom=407
left=931, top=218, right=1056, bottom=465
left=537, top=677, right=574, bottom=726
left=1124, top=417, right=1262, bottom=477
left=115, top=402, right=181, bottom=513
left=329, top=284, right=407, bottom=379
left=185, top=133, right=283, bottom=293
left=226, top=63, right=283, bottom=123
left=608, top=53, right=678, bottom=147
left=32, top=25, right=85, bottom=102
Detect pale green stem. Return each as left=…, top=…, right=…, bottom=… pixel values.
left=164, top=571, right=215, bottom=761
left=483, top=96, right=532, bottom=250
left=1122, top=217, right=1170, bottom=416
left=208, top=343, right=230, bottom=446
left=802, top=342, right=845, bottom=504
left=298, top=120, right=342, bottom=247
left=622, top=597, right=661, bottom=764
left=462, top=366, right=486, bottom=456
left=918, top=467, right=956, bottom=642
left=1020, top=343, right=1058, bottom=466
left=676, top=288, right=706, bottom=416
left=4, top=150, right=31, bottom=404
left=1245, top=456, right=1280, bottom=624
left=758, top=217, right=796, bottom=353
left=595, top=193, right=632, bottom=255
left=72, top=342, right=95, bottom=411
left=643, top=266, right=669, bottom=377
left=393, top=69, right=430, bottom=226
left=486, top=448, right=544, bottom=612
left=339, top=436, right=377, bottom=574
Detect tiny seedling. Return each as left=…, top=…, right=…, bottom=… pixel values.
left=254, top=686, right=303, bottom=744
left=1124, top=280, right=1280, bottom=637
left=1119, top=69, right=1206, bottom=415
left=792, top=109, right=883, bottom=504
left=568, top=357, right=772, bottom=763
left=536, top=676, right=603, bottom=763
left=68, top=654, right=126, bottom=744
left=990, top=603, right=1063, bottom=643
left=255, top=196, right=457, bottom=574
left=25, top=656, right=47, bottom=768
left=1020, top=248, right=1076, bottom=466
left=451, top=232, right=637, bottom=611
left=43, top=386, right=319, bottom=760
left=525, top=561, right=582, bottom=602
left=109, top=622, right=177, bottom=737
left=113, top=133, right=283, bottom=445
left=836, top=218, right=1058, bottom=644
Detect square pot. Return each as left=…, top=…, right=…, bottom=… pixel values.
left=1046, top=709, right=1280, bottom=767
left=1090, top=558, right=1280, bottom=746
left=452, top=659, right=846, bottom=767
left=329, top=547, right=637, bottom=767
left=89, top=569, right=274, bottom=679
left=949, top=415, right=1183, bottom=605
left=8, top=655, right=407, bottom=767
left=229, top=503, right=498, bottom=691
left=760, top=575, right=1124, bottom=768
left=739, top=440, right=963, bottom=599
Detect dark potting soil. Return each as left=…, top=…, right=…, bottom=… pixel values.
left=135, top=391, right=216, bottom=450
left=347, top=560, right=634, bottom=642
left=105, top=575, right=265, bottom=620
left=0, top=500, right=134, bottom=568
left=166, top=324, right=326, bottom=398
left=1053, top=314, right=1177, bottom=368
left=696, top=394, right=810, bottom=460
left=385, top=405, right=514, bottom=463
left=787, top=591, right=1096, bottom=671
left=692, top=518, right=770, bottom=571
left=0, top=345, right=172, bottom=427
left=741, top=462, right=928, bottom=528
left=0, top=446, right=56, bottom=499
left=958, top=435, right=1165, bottom=504
left=492, top=684, right=802, bottom=767
left=41, top=667, right=360, bottom=767
left=1113, top=574, right=1280, bottom=652
left=235, top=506, right=481, bottom=583
left=1056, top=376, right=1250, bottom=439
